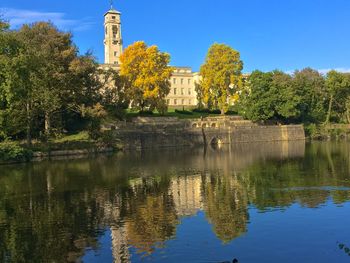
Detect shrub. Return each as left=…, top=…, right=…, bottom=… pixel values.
left=192, top=108, right=210, bottom=114
left=304, top=123, right=318, bottom=138
left=139, top=110, right=154, bottom=116
left=0, top=141, right=32, bottom=162
left=175, top=109, right=193, bottom=115
left=191, top=108, right=221, bottom=114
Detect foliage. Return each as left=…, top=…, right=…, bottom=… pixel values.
left=238, top=70, right=300, bottom=123
left=324, top=70, right=350, bottom=124
left=199, top=43, right=243, bottom=114
left=80, top=103, right=107, bottom=140
left=0, top=141, right=32, bottom=162
left=120, top=41, right=173, bottom=114
left=0, top=21, right=101, bottom=144
left=237, top=69, right=350, bottom=125
left=292, top=68, right=326, bottom=123
left=99, top=68, right=129, bottom=120
left=192, top=108, right=222, bottom=114
left=174, top=109, right=192, bottom=115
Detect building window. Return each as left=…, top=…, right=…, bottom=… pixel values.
left=189, top=99, right=192, bottom=105
left=181, top=78, right=184, bottom=85
left=105, top=26, right=108, bottom=35
left=174, top=88, right=177, bottom=95
left=188, top=88, right=191, bottom=95
left=182, top=99, right=185, bottom=105
left=112, top=16, right=116, bottom=19
left=112, top=25, right=118, bottom=39
left=188, top=79, right=191, bottom=84
left=174, top=99, right=177, bottom=105
left=166, top=99, right=170, bottom=105
left=114, top=51, right=118, bottom=56
left=173, top=78, right=176, bottom=84
left=181, top=88, right=184, bottom=95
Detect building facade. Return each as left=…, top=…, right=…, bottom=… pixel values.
left=103, top=7, right=199, bottom=109
left=104, top=8, right=123, bottom=65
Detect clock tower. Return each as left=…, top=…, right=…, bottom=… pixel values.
left=104, top=5, right=123, bottom=65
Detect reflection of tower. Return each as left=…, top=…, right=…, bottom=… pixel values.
left=170, top=175, right=202, bottom=216
left=104, top=6, right=123, bottom=64
left=111, top=226, right=130, bottom=263
left=103, top=194, right=130, bottom=263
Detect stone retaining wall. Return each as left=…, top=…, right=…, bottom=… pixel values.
left=114, top=117, right=305, bottom=149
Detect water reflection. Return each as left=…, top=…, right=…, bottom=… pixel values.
left=2, top=141, right=350, bottom=262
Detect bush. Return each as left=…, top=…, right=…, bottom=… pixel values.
left=191, top=108, right=221, bottom=114
left=139, top=110, right=154, bottom=116
left=192, top=108, right=210, bottom=114
left=0, top=141, right=32, bottom=162
left=304, top=123, right=318, bottom=138
left=175, top=109, right=193, bottom=115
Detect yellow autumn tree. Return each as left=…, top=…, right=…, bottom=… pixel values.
left=119, top=41, right=173, bottom=114
left=200, top=43, right=243, bottom=114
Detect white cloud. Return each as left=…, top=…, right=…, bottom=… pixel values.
left=0, top=8, right=94, bottom=32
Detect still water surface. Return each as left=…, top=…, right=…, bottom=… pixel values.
left=1, top=141, right=350, bottom=262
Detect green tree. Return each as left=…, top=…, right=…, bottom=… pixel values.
left=0, top=21, right=101, bottom=143
left=199, top=43, right=243, bottom=114
left=239, top=70, right=299, bottom=123
left=99, top=68, right=129, bottom=119
left=292, top=68, right=326, bottom=123
left=119, top=41, right=173, bottom=114
left=324, top=70, right=350, bottom=124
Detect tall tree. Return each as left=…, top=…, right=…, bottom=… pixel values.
left=324, top=70, right=350, bottom=124
left=199, top=43, right=243, bottom=114
left=0, top=21, right=101, bottom=143
left=292, top=68, right=326, bottom=123
left=18, top=22, right=79, bottom=136
left=119, top=41, right=173, bottom=114
left=238, top=70, right=299, bottom=123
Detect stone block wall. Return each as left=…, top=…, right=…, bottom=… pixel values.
left=113, top=117, right=305, bottom=149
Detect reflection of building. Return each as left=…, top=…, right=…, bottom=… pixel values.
left=170, top=175, right=202, bottom=216
left=100, top=193, right=130, bottom=263
left=102, top=6, right=199, bottom=108
left=111, top=226, right=130, bottom=263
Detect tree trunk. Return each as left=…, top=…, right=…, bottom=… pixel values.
left=325, top=94, right=333, bottom=125
left=45, top=112, right=51, bottom=136
left=26, top=102, right=32, bottom=146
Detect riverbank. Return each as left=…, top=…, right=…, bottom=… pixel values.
left=305, top=124, right=350, bottom=140
left=0, top=116, right=327, bottom=165
left=0, top=132, right=122, bottom=165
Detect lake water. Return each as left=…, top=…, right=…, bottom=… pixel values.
left=1, top=141, right=350, bottom=262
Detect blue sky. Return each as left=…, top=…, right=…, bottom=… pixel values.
left=1, top=0, right=350, bottom=73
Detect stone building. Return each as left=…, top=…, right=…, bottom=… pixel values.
left=104, top=8, right=123, bottom=65
left=103, top=6, right=199, bottom=109
left=167, top=67, right=198, bottom=108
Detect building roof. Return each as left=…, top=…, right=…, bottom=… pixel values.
left=104, top=8, right=121, bottom=16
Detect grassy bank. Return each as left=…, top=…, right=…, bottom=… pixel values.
left=0, top=131, right=122, bottom=164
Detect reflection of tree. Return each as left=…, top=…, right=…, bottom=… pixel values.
left=125, top=177, right=178, bottom=255
left=202, top=173, right=249, bottom=243
left=0, top=162, right=119, bottom=263
left=2, top=141, right=350, bottom=261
